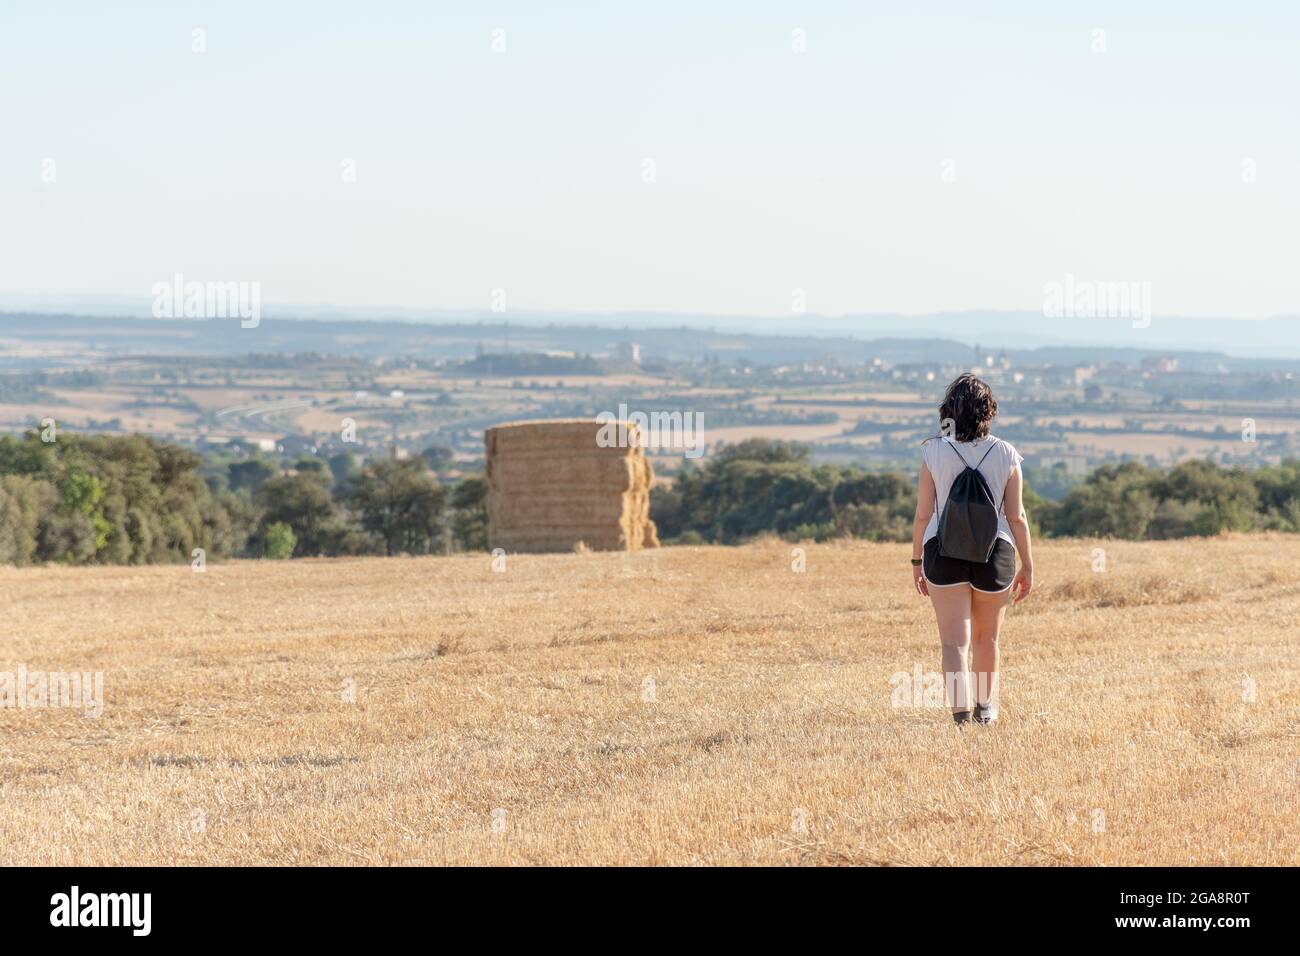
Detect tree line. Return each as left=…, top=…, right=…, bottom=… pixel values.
left=0, top=432, right=487, bottom=566
left=651, top=439, right=1300, bottom=543
left=4, top=432, right=1299, bottom=566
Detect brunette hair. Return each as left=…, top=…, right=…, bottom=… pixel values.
left=937, top=373, right=997, bottom=442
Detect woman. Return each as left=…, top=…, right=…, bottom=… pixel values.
left=911, top=373, right=1033, bottom=725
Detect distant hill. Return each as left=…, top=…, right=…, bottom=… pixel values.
left=3, top=298, right=1298, bottom=358
left=0, top=312, right=1295, bottom=373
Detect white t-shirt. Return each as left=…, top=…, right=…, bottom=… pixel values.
left=921, top=435, right=1023, bottom=549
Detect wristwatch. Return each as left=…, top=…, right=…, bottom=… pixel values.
left=910, top=558, right=923, bottom=567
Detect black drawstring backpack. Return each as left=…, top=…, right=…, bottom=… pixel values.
left=936, top=440, right=1002, bottom=563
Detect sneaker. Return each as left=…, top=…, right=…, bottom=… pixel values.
left=952, top=710, right=972, bottom=726
left=973, top=703, right=998, bottom=725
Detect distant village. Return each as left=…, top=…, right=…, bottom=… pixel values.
left=176, top=337, right=1300, bottom=483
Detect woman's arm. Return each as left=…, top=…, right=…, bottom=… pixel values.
left=911, top=463, right=936, bottom=596
left=1003, top=466, right=1034, bottom=603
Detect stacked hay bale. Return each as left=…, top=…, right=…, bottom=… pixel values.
left=485, top=419, right=660, bottom=553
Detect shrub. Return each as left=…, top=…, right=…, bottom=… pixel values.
left=264, top=522, right=297, bottom=560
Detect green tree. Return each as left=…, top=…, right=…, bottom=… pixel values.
left=665, top=442, right=834, bottom=543
left=0, top=475, right=57, bottom=566
left=350, top=458, right=447, bottom=556
left=59, top=470, right=112, bottom=552
left=256, top=474, right=338, bottom=556
left=264, top=522, right=296, bottom=559
left=327, top=452, right=359, bottom=489
left=39, top=512, right=98, bottom=564
left=294, top=457, right=332, bottom=482
left=1153, top=459, right=1259, bottom=535
left=449, top=475, right=489, bottom=550
left=228, top=459, right=274, bottom=493
left=1048, top=462, right=1158, bottom=539
left=419, top=445, right=455, bottom=473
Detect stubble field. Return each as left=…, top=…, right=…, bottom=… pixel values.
left=0, top=536, right=1296, bottom=866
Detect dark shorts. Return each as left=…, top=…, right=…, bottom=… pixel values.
left=923, top=537, right=1016, bottom=592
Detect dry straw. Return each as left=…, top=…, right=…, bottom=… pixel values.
left=485, top=419, right=659, bottom=553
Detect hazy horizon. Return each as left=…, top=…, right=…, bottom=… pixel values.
left=5, top=297, right=1300, bottom=359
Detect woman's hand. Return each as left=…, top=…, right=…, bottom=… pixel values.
left=1011, top=564, right=1033, bottom=604
left=913, top=563, right=929, bottom=597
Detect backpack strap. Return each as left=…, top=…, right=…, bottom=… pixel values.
left=943, top=440, right=971, bottom=468
left=952, top=439, right=1007, bottom=513
left=973, top=439, right=1007, bottom=512
left=931, top=441, right=967, bottom=521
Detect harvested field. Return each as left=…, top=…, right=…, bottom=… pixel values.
left=0, top=535, right=1295, bottom=866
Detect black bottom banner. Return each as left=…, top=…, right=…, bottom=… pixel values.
left=0, top=865, right=1288, bottom=943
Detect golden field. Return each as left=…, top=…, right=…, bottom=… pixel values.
left=0, top=536, right=1296, bottom=866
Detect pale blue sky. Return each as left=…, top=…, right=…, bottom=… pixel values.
left=2, top=1, right=1297, bottom=318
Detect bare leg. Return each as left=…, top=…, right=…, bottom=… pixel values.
left=928, top=583, right=972, bottom=713
left=970, top=587, right=1008, bottom=714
